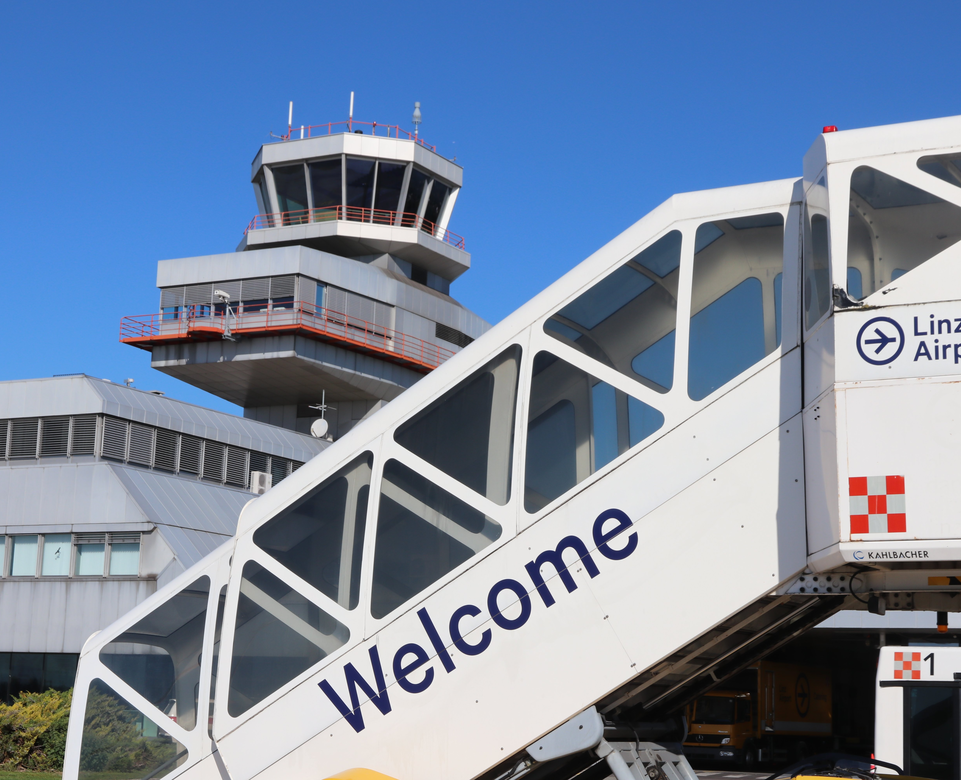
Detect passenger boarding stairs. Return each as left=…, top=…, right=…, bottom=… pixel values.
left=63, top=115, right=961, bottom=780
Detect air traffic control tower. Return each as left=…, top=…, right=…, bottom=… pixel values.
left=121, top=110, right=490, bottom=439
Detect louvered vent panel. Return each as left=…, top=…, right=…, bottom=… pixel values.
left=346, top=292, right=376, bottom=325
left=270, top=457, right=289, bottom=485
left=300, top=278, right=317, bottom=308
left=0, top=421, right=8, bottom=458
left=9, top=418, right=40, bottom=458
left=270, top=275, right=296, bottom=299
left=249, top=451, right=268, bottom=478
left=180, top=436, right=202, bottom=474
left=128, top=424, right=154, bottom=466
left=225, top=447, right=248, bottom=487
left=160, top=287, right=185, bottom=308
left=217, top=280, right=242, bottom=302
left=70, top=416, right=98, bottom=455
left=435, top=323, right=474, bottom=348
left=110, top=533, right=141, bottom=545
left=40, top=417, right=70, bottom=456
left=290, top=460, right=303, bottom=472
left=203, top=442, right=225, bottom=482
left=75, top=533, right=106, bottom=545
left=326, top=286, right=347, bottom=316
left=101, top=418, right=128, bottom=461
left=154, top=429, right=178, bottom=472
left=185, top=284, right=213, bottom=305
left=241, top=278, right=270, bottom=301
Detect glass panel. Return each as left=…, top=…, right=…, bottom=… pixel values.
left=272, top=164, right=308, bottom=223
left=689, top=214, right=784, bottom=401
left=256, top=176, right=271, bottom=215
left=79, top=679, right=186, bottom=780
left=207, top=588, right=226, bottom=739
left=402, top=169, right=429, bottom=225
left=99, top=577, right=209, bottom=732
left=110, top=542, right=141, bottom=576
left=803, top=180, right=831, bottom=330
left=10, top=536, right=38, bottom=577
left=76, top=543, right=105, bottom=576
left=848, top=166, right=961, bottom=299
left=308, top=158, right=341, bottom=214
left=906, top=685, right=956, bottom=780
left=371, top=460, right=502, bottom=619
left=229, top=562, right=348, bottom=716
left=9, top=653, right=43, bottom=698
left=44, top=653, right=78, bottom=690
left=525, top=352, right=664, bottom=512
left=545, top=231, right=680, bottom=394
left=344, top=157, right=376, bottom=217
left=41, top=533, right=71, bottom=576
left=0, top=537, right=5, bottom=576
left=394, top=346, right=520, bottom=504
left=254, top=453, right=372, bottom=609
left=422, top=181, right=450, bottom=233
left=373, top=162, right=406, bottom=216
left=919, top=153, right=961, bottom=188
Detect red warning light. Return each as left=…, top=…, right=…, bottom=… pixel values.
left=823, top=126, right=838, bottom=133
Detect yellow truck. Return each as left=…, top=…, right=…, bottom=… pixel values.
left=684, top=662, right=832, bottom=769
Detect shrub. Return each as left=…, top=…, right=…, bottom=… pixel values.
left=0, top=688, right=73, bottom=771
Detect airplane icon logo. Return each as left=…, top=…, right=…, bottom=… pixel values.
left=856, top=317, right=905, bottom=365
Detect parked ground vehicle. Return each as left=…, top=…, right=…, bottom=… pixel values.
left=685, top=662, right=831, bottom=768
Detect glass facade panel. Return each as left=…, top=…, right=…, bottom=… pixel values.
left=394, top=346, right=521, bottom=504
left=229, top=562, right=348, bottom=716
left=371, top=460, right=502, bottom=619
left=374, top=161, right=406, bottom=216
left=76, top=542, right=105, bottom=576
left=525, top=352, right=664, bottom=513
left=906, top=685, right=956, bottom=780
left=344, top=157, right=376, bottom=216
left=422, top=181, right=450, bottom=233
left=10, top=536, right=38, bottom=576
left=803, top=209, right=831, bottom=329
left=254, top=453, right=372, bottom=609
left=545, top=230, right=681, bottom=395
left=918, top=153, right=961, bottom=189
left=0, top=537, right=5, bottom=576
left=41, top=533, right=71, bottom=576
left=308, top=158, right=342, bottom=214
left=110, top=542, right=141, bottom=575
left=689, top=214, right=784, bottom=401
left=848, top=166, right=961, bottom=299
left=79, top=679, right=186, bottom=780
left=100, top=577, right=209, bottom=732
left=272, top=164, right=308, bottom=222
left=402, top=169, right=429, bottom=225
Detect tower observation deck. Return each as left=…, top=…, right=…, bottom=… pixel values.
left=120, top=113, right=489, bottom=439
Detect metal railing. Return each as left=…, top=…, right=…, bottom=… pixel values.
left=243, top=205, right=466, bottom=250
left=119, top=302, right=458, bottom=373
left=274, top=119, right=436, bottom=152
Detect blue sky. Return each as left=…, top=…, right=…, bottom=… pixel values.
left=2, top=0, right=959, bottom=414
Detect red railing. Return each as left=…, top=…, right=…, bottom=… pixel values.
left=119, top=301, right=458, bottom=373
left=274, top=119, right=436, bottom=153
left=243, top=205, right=466, bottom=250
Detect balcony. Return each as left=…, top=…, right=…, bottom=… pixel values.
left=120, top=302, right=457, bottom=374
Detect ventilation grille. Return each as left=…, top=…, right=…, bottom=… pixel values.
left=217, top=280, right=242, bottom=302
left=203, top=442, right=225, bottom=482
left=241, top=277, right=270, bottom=301
left=161, top=287, right=185, bottom=308
left=435, top=323, right=474, bottom=349
left=180, top=435, right=202, bottom=474
left=40, top=417, right=70, bottom=456
left=185, top=284, right=213, bottom=305
left=326, top=286, right=347, bottom=316
left=270, top=457, right=289, bottom=485
left=270, top=275, right=296, bottom=299
left=9, top=419, right=39, bottom=458
left=225, top=447, right=248, bottom=488
left=154, top=429, right=178, bottom=472
left=101, top=417, right=128, bottom=461
left=71, top=416, right=98, bottom=455
left=0, top=421, right=7, bottom=458
left=249, top=451, right=268, bottom=476
left=128, top=424, right=154, bottom=467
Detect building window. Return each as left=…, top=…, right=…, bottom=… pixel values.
left=41, top=534, right=71, bottom=576
left=10, top=536, right=39, bottom=577
left=0, top=533, right=141, bottom=577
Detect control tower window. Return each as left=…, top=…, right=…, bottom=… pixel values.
left=525, top=352, right=664, bottom=513
left=374, top=161, right=406, bottom=216
left=308, top=158, right=342, bottom=215
left=272, top=164, right=308, bottom=224
left=402, top=169, right=429, bottom=226
left=345, top=157, right=376, bottom=218
left=395, top=346, right=520, bottom=504
left=422, top=182, right=450, bottom=234
left=253, top=453, right=371, bottom=610
left=544, top=230, right=681, bottom=394
left=371, top=460, right=501, bottom=619
left=847, top=166, right=961, bottom=300
left=688, top=213, right=784, bottom=401
left=228, top=562, right=349, bottom=716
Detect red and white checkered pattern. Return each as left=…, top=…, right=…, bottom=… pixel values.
left=894, top=651, right=921, bottom=680
left=850, top=475, right=906, bottom=535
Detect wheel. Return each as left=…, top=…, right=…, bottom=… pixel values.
left=742, top=744, right=757, bottom=771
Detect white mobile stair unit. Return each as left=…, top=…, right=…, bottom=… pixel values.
left=63, top=115, right=961, bottom=780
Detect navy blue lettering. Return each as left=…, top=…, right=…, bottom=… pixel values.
left=525, top=535, right=600, bottom=607
left=449, top=604, right=492, bottom=656
left=488, top=579, right=531, bottom=630
left=914, top=316, right=927, bottom=336
left=318, top=645, right=392, bottom=733
left=939, top=318, right=951, bottom=335
left=416, top=608, right=455, bottom=673
left=593, top=508, right=638, bottom=561
left=392, top=642, right=434, bottom=694
left=915, top=341, right=932, bottom=361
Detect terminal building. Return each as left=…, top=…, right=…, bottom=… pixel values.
left=0, top=111, right=489, bottom=701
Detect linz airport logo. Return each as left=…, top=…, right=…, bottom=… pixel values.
left=856, top=312, right=961, bottom=367
left=318, top=508, right=638, bottom=733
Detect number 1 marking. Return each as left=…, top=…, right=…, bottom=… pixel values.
left=924, top=652, right=935, bottom=676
